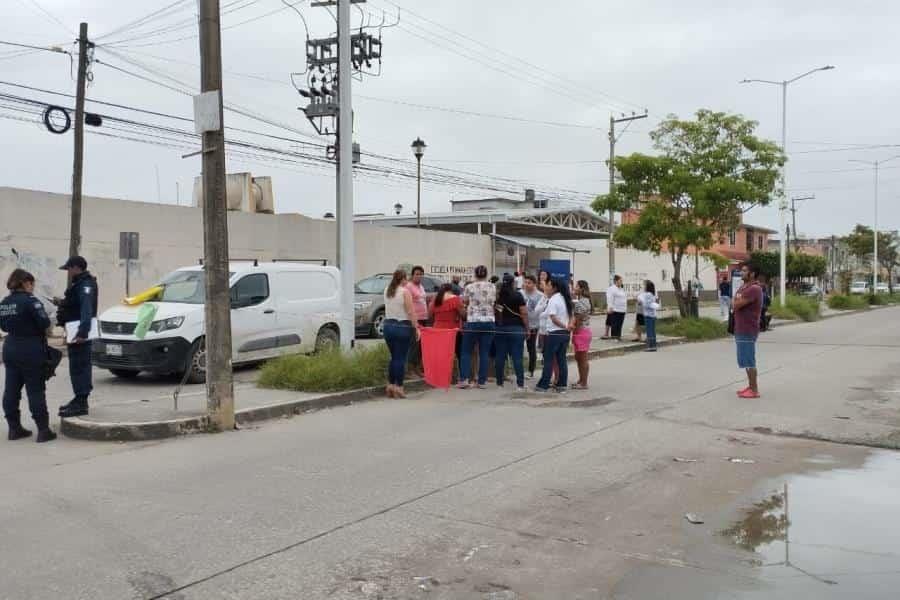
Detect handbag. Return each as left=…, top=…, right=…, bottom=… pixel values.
left=727, top=311, right=735, bottom=335
left=43, top=343, right=63, bottom=380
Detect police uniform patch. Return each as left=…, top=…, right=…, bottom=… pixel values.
left=83, top=287, right=92, bottom=294
left=34, top=302, right=43, bottom=310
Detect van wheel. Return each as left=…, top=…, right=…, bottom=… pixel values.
left=315, top=327, right=340, bottom=353
left=371, top=310, right=386, bottom=338
left=185, top=339, right=206, bottom=384
left=109, top=369, right=140, bottom=379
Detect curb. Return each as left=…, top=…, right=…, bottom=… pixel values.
left=59, top=380, right=430, bottom=442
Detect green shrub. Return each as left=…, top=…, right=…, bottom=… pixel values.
left=258, top=345, right=390, bottom=392
left=657, top=317, right=728, bottom=340
left=868, top=293, right=889, bottom=306
left=827, top=294, right=868, bottom=310
left=769, top=294, right=821, bottom=322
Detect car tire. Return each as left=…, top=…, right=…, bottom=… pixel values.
left=315, top=327, right=340, bottom=353
left=109, top=368, right=140, bottom=379
left=184, top=338, right=206, bottom=384
left=371, top=310, right=386, bottom=339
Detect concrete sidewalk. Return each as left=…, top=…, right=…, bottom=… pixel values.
left=59, top=332, right=684, bottom=442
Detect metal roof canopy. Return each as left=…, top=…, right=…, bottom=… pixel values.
left=355, top=207, right=610, bottom=240
left=491, top=233, right=591, bottom=253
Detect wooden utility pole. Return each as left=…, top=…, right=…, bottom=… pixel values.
left=69, top=22, right=89, bottom=257
left=198, top=0, right=234, bottom=430
left=607, top=111, right=647, bottom=284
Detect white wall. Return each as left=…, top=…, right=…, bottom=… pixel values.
left=0, top=187, right=492, bottom=313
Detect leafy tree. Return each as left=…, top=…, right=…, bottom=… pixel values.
left=750, top=251, right=826, bottom=285
left=845, top=224, right=900, bottom=293
left=594, top=109, right=784, bottom=316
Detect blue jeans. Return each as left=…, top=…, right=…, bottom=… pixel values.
left=644, top=316, right=657, bottom=349
left=735, top=334, right=758, bottom=369
left=460, top=322, right=495, bottom=385
left=383, top=319, right=413, bottom=386
left=537, top=330, right=570, bottom=390
left=494, top=325, right=525, bottom=387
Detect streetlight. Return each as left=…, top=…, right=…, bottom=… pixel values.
left=393, top=202, right=403, bottom=216
left=411, top=137, right=427, bottom=227
left=849, top=155, right=900, bottom=292
left=740, top=65, right=835, bottom=305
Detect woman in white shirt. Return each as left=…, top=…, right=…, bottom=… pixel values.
left=636, top=280, right=661, bottom=352
left=383, top=270, right=420, bottom=398
left=535, top=278, right=573, bottom=393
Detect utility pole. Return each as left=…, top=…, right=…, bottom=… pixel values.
left=337, top=0, right=355, bottom=350
left=198, top=0, right=234, bottom=431
left=790, top=195, right=813, bottom=252
left=69, top=22, right=90, bottom=257
left=607, top=111, right=647, bottom=284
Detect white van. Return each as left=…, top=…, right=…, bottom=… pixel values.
left=91, top=261, right=341, bottom=382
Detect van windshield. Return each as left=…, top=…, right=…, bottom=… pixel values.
left=158, top=271, right=206, bottom=304
left=156, top=270, right=235, bottom=304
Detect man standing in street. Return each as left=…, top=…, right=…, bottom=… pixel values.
left=54, top=256, right=98, bottom=418
left=603, top=275, right=627, bottom=341
left=718, top=274, right=732, bottom=319
left=733, top=263, right=763, bottom=399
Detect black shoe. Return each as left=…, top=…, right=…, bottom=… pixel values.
left=58, top=398, right=77, bottom=416
left=8, top=427, right=32, bottom=441
left=36, top=429, right=57, bottom=443
left=59, top=404, right=89, bottom=418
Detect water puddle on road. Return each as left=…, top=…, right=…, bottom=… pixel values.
left=718, top=450, right=900, bottom=599
left=613, top=451, right=900, bottom=599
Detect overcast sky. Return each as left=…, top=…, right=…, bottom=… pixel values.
left=2, top=0, right=899, bottom=238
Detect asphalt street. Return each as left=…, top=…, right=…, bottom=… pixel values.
left=1, top=307, right=898, bottom=599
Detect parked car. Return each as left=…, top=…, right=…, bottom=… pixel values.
left=355, top=273, right=443, bottom=337
left=875, top=282, right=890, bottom=294
left=798, top=282, right=822, bottom=298
left=849, top=281, right=870, bottom=295
left=92, top=262, right=341, bottom=382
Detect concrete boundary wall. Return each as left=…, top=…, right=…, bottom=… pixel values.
left=0, top=187, right=492, bottom=313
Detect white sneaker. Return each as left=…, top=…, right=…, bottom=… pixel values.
left=525, top=372, right=534, bottom=380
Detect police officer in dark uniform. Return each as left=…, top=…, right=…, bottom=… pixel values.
left=1, top=269, right=56, bottom=442
left=54, top=256, right=98, bottom=418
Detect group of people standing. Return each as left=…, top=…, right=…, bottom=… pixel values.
left=1, top=256, right=99, bottom=443
left=381, top=265, right=648, bottom=396
left=602, top=275, right=661, bottom=351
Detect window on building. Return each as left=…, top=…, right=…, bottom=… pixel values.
left=728, top=231, right=736, bottom=246
left=746, top=230, right=754, bottom=252
left=758, top=235, right=764, bottom=250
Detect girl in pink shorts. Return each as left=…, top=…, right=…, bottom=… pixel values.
left=571, top=281, right=593, bottom=389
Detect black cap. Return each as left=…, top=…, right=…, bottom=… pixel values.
left=502, top=273, right=515, bottom=284
left=60, top=256, right=87, bottom=270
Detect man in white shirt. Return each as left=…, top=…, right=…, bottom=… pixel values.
left=604, top=275, right=627, bottom=340
left=514, top=271, right=524, bottom=292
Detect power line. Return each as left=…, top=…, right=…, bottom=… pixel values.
left=18, top=0, right=74, bottom=36
left=371, top=0, right=646, bottom=113
left=95, top=0, right=195, bottom=41
left=100, top=0, right=262, bottom=46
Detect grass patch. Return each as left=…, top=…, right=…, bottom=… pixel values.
left=657, top=317, right=728, bottom=340
left=768, top=294, right=821, bottom=322
left=868, top=293, right=889, bottom=306
left=827, top=294, right=869, bottom=310
left=258, top=345, right=389, bottom=392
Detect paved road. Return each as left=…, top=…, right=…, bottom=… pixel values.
left=2, top=307, right=898, bottom=599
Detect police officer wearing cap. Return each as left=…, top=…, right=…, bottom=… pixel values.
left=53, top=256, right=98, bottom=418
left=1, top=269, right=56, bottom=442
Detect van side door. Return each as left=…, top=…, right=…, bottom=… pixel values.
left=230, top=273, right=279, bottom=362
left=275, top=270, right=340, bottom=354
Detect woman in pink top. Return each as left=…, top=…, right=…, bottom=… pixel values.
left=405, top=265, right=429, bottom=375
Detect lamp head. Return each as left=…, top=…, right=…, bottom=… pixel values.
left=411, top=137, right=426, bottom=159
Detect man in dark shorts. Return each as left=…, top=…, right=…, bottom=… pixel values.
left=732, top=264, right=763, bottom=398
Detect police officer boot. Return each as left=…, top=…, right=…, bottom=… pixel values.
left=7, top=417, right=32, bottom=441
left=36, top=428, right=57, bottom=443
left=58, top=396, right=89, bottom=418
left=58, top=397, right=77, bottom=416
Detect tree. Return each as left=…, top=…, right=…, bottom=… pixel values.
left=845, top=224, right=900, bottom=293
left=750, top=251, right=826, bottom=286
left=594, top=109, right=784, bottom=316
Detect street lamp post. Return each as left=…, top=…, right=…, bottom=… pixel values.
left=411, top=137, right=427, bottom=227
left=849, top=155, right=900, bottom=292
left=740, top=65, right=835, bottom=305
